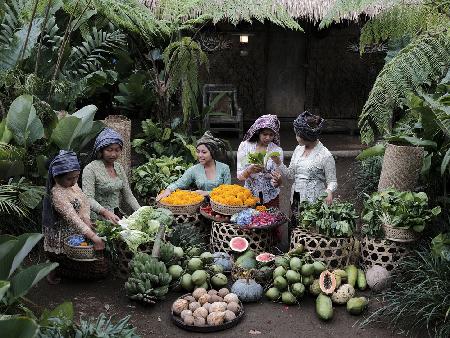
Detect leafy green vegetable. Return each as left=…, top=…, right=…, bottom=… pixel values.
left=247, top=151, right=266, bottom=165
left=431, top=233, right=450, bottom=261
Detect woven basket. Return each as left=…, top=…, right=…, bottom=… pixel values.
left=210, top=221, right=274, bottom=254
left=289, top=229, right=353, bottom=269
left=378, top=143, right=424, bottom=192
left=64, top=238, right=96, bottom=261
left=174, top=213, right=200, bottom=225
left=158, top=200, right=203, bottom=215
left=210, top=199, right=253, bottom=216
left=382, top=223, right=420, bottom=243
left=104, top=115, right=132, bottom=178
left=360, top=236, right=412, bottom=271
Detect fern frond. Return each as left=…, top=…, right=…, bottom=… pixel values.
left=359, top=32, right=450, bottom=143
left=0, top=0, right=26, bottom=46
left=0, top=179, right=45, bottom=218
left=61, top=26, right=126, bottom=79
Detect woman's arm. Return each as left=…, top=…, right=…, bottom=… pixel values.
left=323, top=155, right=338, bottom=193
left=118, top=165, right=141, bottom=211
left=82, top=165, right=104, bottom=214
left=236, top=142, right=262, bottom=181
left=276, top=147, right=297, bottom=179
left=166, top=166, right=196, bottom=191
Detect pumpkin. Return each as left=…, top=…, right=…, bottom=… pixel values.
left=231, top=278, right=263, bottom=303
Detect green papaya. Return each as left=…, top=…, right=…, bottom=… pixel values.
left=345, top=265, right=358, bottom=287
left=357, top=269, right=367, bottom=290
left=316, top=294, right=333, bottom=321
left=346, top=297, right=368, bottom=315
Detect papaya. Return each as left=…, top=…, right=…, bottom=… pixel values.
left=345, top=265, right=358, bottom=287
left=346, top=297, right=368, bottom=315
left=316, top=294, right=333, bottom=321
left=319, top=270, right=336, bottom=295
left=357, top=269, right=367, bottom=290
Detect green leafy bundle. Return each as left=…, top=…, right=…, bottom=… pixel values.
left=362, top=189, right=441, bottom=237
left=431, top=232, right=450, bottom=261
left=297, top=199, right=358, bottom=238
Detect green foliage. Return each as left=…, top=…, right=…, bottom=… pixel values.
left=75, top=313, right=140, bottom=338
left=163, top=37, right=208, bottom=125
left=169, top=222, right=208, bottom=252
left=362, top=189, right=441, bottom=237
left=297, top=198, right=358, bottom=238
left=0, top=317, right=39, bottom=338
left=113, top=72, right=155, bottom=112
left=320, top=0, right=384, bottom=28
left=431, top=232, right=450, bottom=261
left=360, top=249, right=450, bottom=338
left=353, top=155, right=383, bottom=199
left=131, top=156, right=192, bottom=200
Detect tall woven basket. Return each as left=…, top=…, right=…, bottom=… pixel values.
left=360, top=236, right=413, bottom=271
left=290, top=228, right=353, bottom=269
left=378, top=143, right=424, bottom=192
left=210, top=221, right=274, bottom=254
left=104, top=115, right=132, bottom=178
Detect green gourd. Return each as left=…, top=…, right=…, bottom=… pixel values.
left=231, top=278, right=263, bottom=303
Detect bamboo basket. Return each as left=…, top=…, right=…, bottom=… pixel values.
left=157, top=200, right=203, bottom=215
left=210, top=199, right=254, bottom=216
left=64, top=237, right=96, bottom=261
left=360, top=236, right=413, bottom=271
left=104, top=115, right=132, bottom=178
left=382, top=223, right=420, bottom=243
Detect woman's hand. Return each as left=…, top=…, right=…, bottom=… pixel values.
left=271, top=155, right=281, bottom=166
left=271, top=171, right=282, bottom=187
left=91, top=234, right=105, bottom=251
left=195, top=190, right=209, bottom=197
left=156, top=189, right=171, bottom=202
left=248, top=164, right=264, bottom=174
left=100, top=209, right=120, bottom=224
left=324, top=190, right=333, bottom=205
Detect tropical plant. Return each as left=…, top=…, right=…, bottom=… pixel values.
left=75, top=313, right=140, bottom=337
left=352, top=155, right=383, bottom=200
left=360, top=248, right=450, bottom=338
left=321, top=0, right=450, bottom=143
left=131, top=156, right=193, bottom=200
left=431, top=232, right=450, bottom=261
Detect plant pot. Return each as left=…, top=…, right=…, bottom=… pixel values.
left=382, top=223, right=420, bottom=243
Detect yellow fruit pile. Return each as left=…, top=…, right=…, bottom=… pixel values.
left=210, top=184, right=259, bottom=207
left=161, top=190, right=204, bottom=205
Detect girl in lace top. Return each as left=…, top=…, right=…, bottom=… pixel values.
left=237, top=115, right=283, bottom=208
left=272, top=112, right=337, bottom=217
left=82, top=128, right=141, bottom=224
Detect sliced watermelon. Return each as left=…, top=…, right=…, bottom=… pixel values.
left=229, top=237, right=249, bottom=253
left=256, top=253, right=276, bottom=262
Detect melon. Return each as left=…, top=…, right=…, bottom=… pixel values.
left=256, top=253, right=275, bottom=266
left=229, top=237, right=249, bottom=252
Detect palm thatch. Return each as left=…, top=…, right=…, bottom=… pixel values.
left=141, top=0, right=415, bottom=23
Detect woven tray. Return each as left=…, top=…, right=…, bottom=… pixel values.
left=171, top=294, right=244, bottom=332
left=382, top=223, right=420, bottom=243
left=210, top=221, right=274, bottom=254
left=360, top=236, right=413, bottom=271
left=210, top=199, right=254, bottom=216
left=64, top=237, right=96, bottom=261
left=290, top=228, right=353, bottom=269
left=158, top=199, right=203, bottom=215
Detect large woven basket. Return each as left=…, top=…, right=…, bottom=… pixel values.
left=52, top=255, right=109, bottom=280
left=174, top=213, right=200, bottom=225
left=360, top=236, right=412, bottom=271
left=210, top=199, right=253, bottom=216
left=290, top=228, right=353, bottom=269
left=382, top=223, right=420, bottom=243
left=157, top=200, right=203, bottom=215
left=210, top=221, right=274, bottom=254
left=64, top=237, right=96, bottom=261
left=378, top=143, right=424, bottom=192
left=104, top=115, right=132, bottom=178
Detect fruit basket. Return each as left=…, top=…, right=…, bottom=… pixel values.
left=200, top=204, right=230, bottom=222
left=64, top=235, right=97, bottom=261
left=171, top=292, right=245, bottom=332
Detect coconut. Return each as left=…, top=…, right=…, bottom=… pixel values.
left=194, top=315, right=206, bottom=326
left=168, top=265, right=184, bottom=279
left=223, top=293, right=239, bottom=304
left=172, top=299, right=189, bottom=315
left=200, top=251, right=214, bottom=263
left=173, top=246, right=184, bottom=259
left=188, top=257, right=204, bottom=272
left=226, top=301, right=241, bottom=314
left=210, top=294, right=224, bottom=303
left=193, top=307, right=208, bottom=319
left=273, top=266, right=287, bottom=278
left=192, top=270, right=209, bottom=286
left=285, top=270, right=302, bottom=284
left=181, top=274, right=194, bottom=291
left=180, top=310, right=192, bottom=320
left=183, top=295, right=196, bottom=303
left=289, top=257, right=302, bottom=271
left=192, top=288, right=208, bottom=300
left=189, top=302, right=201, bottom=311
left=209, top=302, right=227, bottom=313
left=211, top=273, right=228, bottom=289
left=224, top=310, right=236, bottom=322
left=198, top=293, right=211, bottom=305
left=265, top=287, right=281, bottom=301
left=281, top=291, right=297, bottom=305
left=331, top=284, right=355, bottom=304
left=291, top=283, right=305, bottom=298
left=274, top=276, right=288, bottom=291
left=209, top=264, right=225, bottom=274
left=218, top=288, right=230, bottom=298
left=366, top=266, right=391, bottom=291
left=183, top=315, right=195, bottom=325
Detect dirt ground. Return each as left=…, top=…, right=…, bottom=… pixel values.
left=26, top=154, right=406, bottom=337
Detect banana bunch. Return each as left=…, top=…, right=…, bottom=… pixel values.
left=125, top=253, right=172, bottom=304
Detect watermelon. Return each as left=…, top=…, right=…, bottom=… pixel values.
left=229, top=237, right=249, bottom=252
left=256, top=253, right=276, bottom=263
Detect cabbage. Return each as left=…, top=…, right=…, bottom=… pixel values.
left=119, top=229, right=150, bottom=253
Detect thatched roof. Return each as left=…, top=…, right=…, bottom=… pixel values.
left=140, top=0, right=402, bottom=23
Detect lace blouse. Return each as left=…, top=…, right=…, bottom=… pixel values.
left=237, top=140, right=284, bottom=204
left=277, top=142, right=337, bottom=203
left=43, top=183, right=92, bottom=254
left=82, top=160, right=140, bottom=220
left=167, top=161, right=231, bottom=192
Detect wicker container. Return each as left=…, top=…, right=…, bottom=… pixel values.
left=360, top=236, right=412, bottom=271
left=210, top=199, right=253, bottom=216
left=55, top=256, right=109, bottom=280
left=289, top=228, right=353, bottom=269
left=157, top=200, right=203, bottom=215
left=104, top=115, right=132, bottom=178
left=382, top=223, right=420, bottom=243
left=64, top=238, right=96, bottom=261
left=378, top=143, right=424, bottom=192
left=174, top=213, right=200, bottom=225
left=210, top=221, right=274, bottom=254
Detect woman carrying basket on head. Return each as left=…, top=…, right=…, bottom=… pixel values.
left=42, top=151, right=105, bottom=284
left=82, top=128, right=141, bottom=224
left=236, top=114, right=283, bottom=208
left=271, top=111, right=337, bottom=223
left=156, top=131, right=231, bottom=201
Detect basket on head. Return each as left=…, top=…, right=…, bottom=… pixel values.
left=289, top=228, right=353, bottom=269
left=210, top=199, right=253, bottom=216
left=64, top=237, right=96, bottom=261
left=360, top=236, right=412, bottom=271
